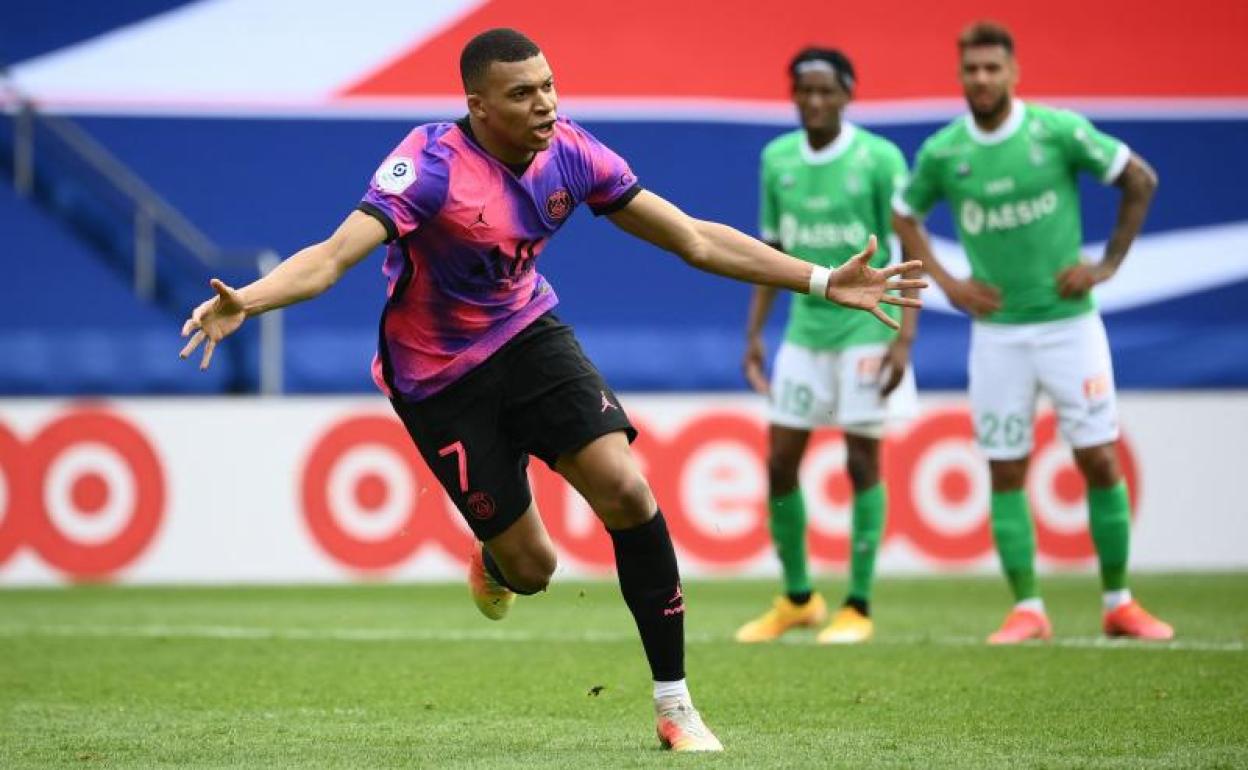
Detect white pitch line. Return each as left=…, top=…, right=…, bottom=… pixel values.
left=0, top=624, right=1242, bottom=653
left=856, top=634, right=1248, bottom=653
left=0, top=624, right=668, bottom=644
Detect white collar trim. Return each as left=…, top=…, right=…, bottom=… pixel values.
left=966, top=99, right=1026, bottom=145
left=800, top=123, right=857, bottom=164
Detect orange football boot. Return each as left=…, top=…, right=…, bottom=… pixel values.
left=987, top=607, right=1053, bottom=645
left=734, top=593, right=828, bottom=642
left=1104, top=600, right=1174, bottom=641
left=468, top=542, right=514, bottom=621
left=656, top=697, right=723, bottom=752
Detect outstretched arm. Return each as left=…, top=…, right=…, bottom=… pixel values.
left=1057, top=154, right=1158, bottom=297
left=179, top=210, right=387, bottom=370
left=608, top=190, right=925, bottom=329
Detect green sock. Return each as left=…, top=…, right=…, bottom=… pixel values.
left=1088, top=481, right=1131, bottom=591
left=847, top=483, right=886, bottom=603
left=991, top=490, right=1038, bottom=601
left=769, top=488, right=811, bottom=597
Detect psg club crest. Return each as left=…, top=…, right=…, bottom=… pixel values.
left=468, top=491, right=496, bottom=520
left=546, top=188, right=572, bottom=220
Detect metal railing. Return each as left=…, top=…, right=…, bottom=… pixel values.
left=2, top=75, right=283, bottom=394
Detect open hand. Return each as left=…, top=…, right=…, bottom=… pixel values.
left=179, top=279, right=247, bottom=371
left=826, top=235, right=927, bottom=329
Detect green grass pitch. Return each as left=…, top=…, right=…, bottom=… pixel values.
left=2, top=574, right=1245, bottom=768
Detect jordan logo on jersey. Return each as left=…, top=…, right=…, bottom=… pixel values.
left=600, top=391, right=618, bottom=412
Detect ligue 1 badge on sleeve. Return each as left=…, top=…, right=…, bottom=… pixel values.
left=376, top=156, right=417, bottom=194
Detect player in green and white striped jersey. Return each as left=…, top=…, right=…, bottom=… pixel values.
left=736, top=48, right=920, bottom=646
left=893, top=22, right=1173, bottom=644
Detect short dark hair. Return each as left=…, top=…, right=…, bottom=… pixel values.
left=459, top=28, right=542, bottom=92
left=788, top=47, right=856, bottom=94
left=958, top=21, right=1015, bottom=55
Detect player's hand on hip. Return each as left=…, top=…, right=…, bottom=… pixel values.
left=179, top=278, right=247, bottom=371
left=743, top=335, right=770, bottom=396
left=825, top=235, right=927, bottom=329
left=945, top=278, right=1002, bottom=317
left=1056, top=262, right=1113, bottom=298
left=879, top=338, right=910, bottom=398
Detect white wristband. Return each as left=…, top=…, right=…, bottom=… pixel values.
left=808, top=265, right=832, bottom=298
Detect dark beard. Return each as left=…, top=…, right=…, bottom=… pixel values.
left=969, top=93, right=1011, bottom=125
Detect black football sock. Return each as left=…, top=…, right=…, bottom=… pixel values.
left=608, top=510, right=685, bottom=683
left=843, top=596, right=870, bottom=617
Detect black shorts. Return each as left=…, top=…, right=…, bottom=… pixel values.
left=390, top=313, right=636, bottom=541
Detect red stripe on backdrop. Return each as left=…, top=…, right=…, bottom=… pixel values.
left=339, top=0, right=1248, bottom=101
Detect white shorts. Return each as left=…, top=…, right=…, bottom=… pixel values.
left=969, top=312, right=1119, bottom=460
left=767, top=341, right=919, bottom=438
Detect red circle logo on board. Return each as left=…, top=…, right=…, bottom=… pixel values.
left=0, top=407, right=166, bottom=580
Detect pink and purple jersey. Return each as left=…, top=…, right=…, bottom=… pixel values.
left=358, top=116, right=640, bottom=401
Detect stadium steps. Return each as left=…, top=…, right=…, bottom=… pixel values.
left=0, top=181, right=245, bottom=394
left=0, top=105, right=261, bottom=394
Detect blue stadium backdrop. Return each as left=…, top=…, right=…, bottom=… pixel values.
left=2, top=0, right=1246, bottom=395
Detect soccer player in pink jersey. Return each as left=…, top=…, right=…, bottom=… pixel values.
left=180, top=28, right=925, bottom=752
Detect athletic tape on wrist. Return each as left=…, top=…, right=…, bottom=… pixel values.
left=808, top=265, right=832, bottom=298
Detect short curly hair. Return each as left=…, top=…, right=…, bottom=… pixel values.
left=958, top=21, right=1015, bottom=56
left=460, top=28, right=542, bottom=92
left=788, top=47, right=856, bottom=95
